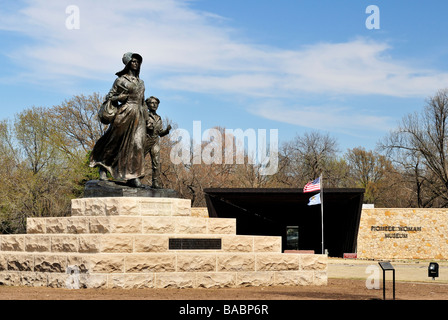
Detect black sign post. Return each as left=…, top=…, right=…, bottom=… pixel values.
left=378, top=261, right=395, bottom=300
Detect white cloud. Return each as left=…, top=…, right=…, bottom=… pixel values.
left=1, top=0, right=240, bottom=79
left=160, top=39, right=448, bottom=99
left=2, top=0, right=447, bottom=97
left=251, top=101, right=393, bottom=137
left=1, top=0, right=447, bottom=136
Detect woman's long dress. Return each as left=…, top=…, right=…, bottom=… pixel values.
left=90, top=74, right=146, bottom=181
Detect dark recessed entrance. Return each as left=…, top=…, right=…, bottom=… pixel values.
left=204, top=188, right=364, bottom=257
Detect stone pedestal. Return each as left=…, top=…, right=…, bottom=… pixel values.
left=0, top=197, right=327, bottom=289
left=83, top=180, right=179, bottom=198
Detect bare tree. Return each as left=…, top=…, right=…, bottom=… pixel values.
left=379, top=89, right=448, bottom=207
left=281, top=131, right=339, bottom=187
left=50, top=93, right=106, bottom=154
left=345, top=147, right=397, bottom=204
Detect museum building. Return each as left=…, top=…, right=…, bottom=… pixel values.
left=204, top=188, right=448, bottom=260
left=204, top=188, right=364, bottom=258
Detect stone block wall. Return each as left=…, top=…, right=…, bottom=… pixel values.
left=357, top=208, right=448, bottom=260
left=0, top=197, right=327, bottom=289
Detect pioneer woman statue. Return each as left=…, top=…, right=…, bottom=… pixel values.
left=90, top=52, right=147, bottom=188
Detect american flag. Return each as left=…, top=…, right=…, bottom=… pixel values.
left=303, top=177, right=321, bottom=193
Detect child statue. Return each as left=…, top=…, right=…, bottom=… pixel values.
left=145, top=96, right=171, bottom=189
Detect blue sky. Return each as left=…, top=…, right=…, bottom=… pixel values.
left=1, top=0, right=448, bottom=153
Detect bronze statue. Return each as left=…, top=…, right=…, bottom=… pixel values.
left=145, top=96, right=171, bottom=189
left=90, top=52, right=147, bottom=188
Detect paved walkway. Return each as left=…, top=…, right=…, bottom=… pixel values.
left=328, top=258, right=448, bottom=283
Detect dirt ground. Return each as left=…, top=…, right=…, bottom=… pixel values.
left=0, top=259, right=447, bottom=303
left=0, top=278, right=446, bottom=300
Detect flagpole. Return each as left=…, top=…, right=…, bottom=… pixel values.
left=320, top=174, right=324, bottom=255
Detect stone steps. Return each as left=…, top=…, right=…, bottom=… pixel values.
left=71, top=197, right=192, bottom=217
left=27, top=216, right=237, bottom=235
left=0, top=252, right=327, bottom=288
left=0, top=196, right=328, bottom=289
left=0, top=233, right=282, bottom=254
left=0, top=270, right=325, bottom=289
left=0, top=251, right=325, bottom=274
